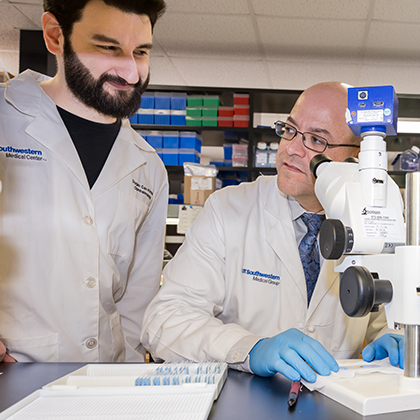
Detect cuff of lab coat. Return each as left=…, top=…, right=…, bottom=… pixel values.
left=226, top=335, right=263, bottom=372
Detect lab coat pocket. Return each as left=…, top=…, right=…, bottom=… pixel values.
left=2, top=333, right=59, bottom=362
left=108, top=190, right=149, bottom=261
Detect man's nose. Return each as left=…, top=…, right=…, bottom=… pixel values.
left=286, top=132, right=306, bottom=156
left=115, top=55, right=140, bottom=85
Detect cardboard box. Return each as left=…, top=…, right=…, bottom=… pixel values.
left=184, top=175, right=216, bottom=205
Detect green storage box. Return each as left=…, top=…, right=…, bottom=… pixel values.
left=186, top=116, right=202, bottom=126
left=203, top=96, right=220, bottom=107
left=202, top=107, right=218, bottom=117
left=202, top=117, right=218, bottom=127
left=187, top=96, right=203, bottom=107
left=186, top=107, right=202, bottom=117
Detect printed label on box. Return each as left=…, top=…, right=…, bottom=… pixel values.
left=191, top=177, right=213, bottom=190
left=357, top=110, right=383, bottom=123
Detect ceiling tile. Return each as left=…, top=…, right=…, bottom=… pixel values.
left=267, top=60, right=361, bottom=90
left=0, top=50, right=19, bottom=76
left=0, top=4, right=38, bottom=30
left=164, top=0, right=250, bottom=15
left=257, top=16, right=366, bottom=59
left=149, top=56, right=187, bottom=86
left=252, top=0, right=371, bottom=19
left=373, top=0, right=420, bottom=22
left=359, top=63, right=420, bottom=95
left=13, top=4, right=43, bottom=28
left=9, top=0, right=43, bottom=4
left=0, top=28, right=20, bottom=51
left=169, top=57, right=271, bottom=88
left=155, top=13, right=261, bottom=59
left=149, top=39, right=165, bottom=57
left=365, top=21, right=420, bottom=59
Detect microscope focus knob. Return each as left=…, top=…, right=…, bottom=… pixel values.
left=339, top=266, right=393, bottom=318
left=319, top=219, right=354, bottom=260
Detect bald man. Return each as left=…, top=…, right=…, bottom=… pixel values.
left=141, top=82, right=403, bottom=382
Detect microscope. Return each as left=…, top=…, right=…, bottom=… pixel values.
left=311, top=85, right=420, bottom=412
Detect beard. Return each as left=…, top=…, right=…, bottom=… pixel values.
left=63, top=39, right=150, bottom=119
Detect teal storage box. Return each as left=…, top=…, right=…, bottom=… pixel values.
left=170, top=110, right=186, bottom=126
left=178, top=149, right=200, bottom=165
left=129, top=114, right=138, bottom=124
left=147, top=131, right=163, bottom=148
left=137, top=109, right=154, bottom=124
left=155, top=110, right=170, bottom=125
left=140, top=93, right=155, bottom=109
left=224, top=144, right=233, bottom=160
left=161, top=149, right=178, bottom=165
left=154, top=92, right=170, bottom=109
left=163, top=131, right=179, bottom=148
left=171, top=93, right=187, bottom=110
left=180, top=131, right=202, bottom=153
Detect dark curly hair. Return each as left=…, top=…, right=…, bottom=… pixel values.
left=43, top=0, right=166, bottom=39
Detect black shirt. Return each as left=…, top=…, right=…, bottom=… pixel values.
left=57, top=107, right=121, bottom=188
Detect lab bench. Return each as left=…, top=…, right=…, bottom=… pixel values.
left=1, top=362, right=420, bottom=420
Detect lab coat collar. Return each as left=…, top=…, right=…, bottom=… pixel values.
left=264, top=176, right=339, bottom=314
left=91, top=119, right=149, bottom=199
left=7, top=70, right=151, bottom=197
left=264, top=178, right=308, bottom=305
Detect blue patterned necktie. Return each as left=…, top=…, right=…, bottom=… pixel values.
left=298, top=212, right=325, bottom=306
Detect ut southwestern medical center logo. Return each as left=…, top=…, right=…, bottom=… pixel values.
left=0, top=145, right=45, bottom=162
left=242, top=268, right=280, bottom=286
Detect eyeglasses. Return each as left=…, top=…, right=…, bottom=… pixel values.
left=274, top=121, right=360, bottom=153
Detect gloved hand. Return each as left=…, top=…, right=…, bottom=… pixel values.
left=249, top=328, right=339, bottom=382
left=362, top=333, right=404, bottom=369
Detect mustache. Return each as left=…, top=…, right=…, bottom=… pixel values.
left=98, top=73, right=142, bottom=89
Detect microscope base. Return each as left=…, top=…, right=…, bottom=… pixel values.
left=303, top=360, right=420, bottom=416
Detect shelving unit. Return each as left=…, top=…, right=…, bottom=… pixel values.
left=132, top=85, right=302, bottom=192
left=133, top=85, right=420, bottom=193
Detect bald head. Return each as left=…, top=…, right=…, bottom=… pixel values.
left=293, top=82, right=360, bottom=146
left=276, top=81, right=361, bottom=212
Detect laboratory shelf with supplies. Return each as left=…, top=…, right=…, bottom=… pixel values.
left=133, top=85, right=420, bottom=191
left=131, top=84, right=302, bottom=185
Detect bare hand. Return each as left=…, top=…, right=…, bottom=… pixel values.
left=0, top=341, right=16, bottom=363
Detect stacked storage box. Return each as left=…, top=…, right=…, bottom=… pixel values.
left=179, top=131, right=202, bottom=165
left=131, top=93, right=155, bottom=124
left=154, top=92, right=171, bottom=125
left=186, top=95, right=221, bottom=126
left=131, top=92, right=187, bottom=126
left=233, top=93, right=250, bottom=127
left=170, top=93, right=187, bottom=125
left=144, top=130, right=201, bottom=166
left=161, top=131, right=179, bottom=165
left=218, top=106, right=234, bottom=127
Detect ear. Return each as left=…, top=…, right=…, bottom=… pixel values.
left=42, top=12, right=64, bottom=56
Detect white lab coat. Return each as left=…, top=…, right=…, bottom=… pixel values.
left=0, top=70, right=168, bottom=362
left=141, top=175, right=390, bottom=367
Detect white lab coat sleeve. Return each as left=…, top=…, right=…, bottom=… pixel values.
left=365, top=304, right=402, bottom=344
left=141, top=193, right=264, bottom=364
left=117, top=169, right=168, bottom=362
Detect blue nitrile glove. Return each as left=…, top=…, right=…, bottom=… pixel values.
left=249, top=328, right=339, bottom=383
left=362, top=333, right=404, bottom=369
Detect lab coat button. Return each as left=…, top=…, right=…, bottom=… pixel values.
left=308, top=325, right=316, bottom=333
left=85, top=277, right=97, bottom=288
left=83, top=214, right=94, bottom=225
left=232, top=353, right=239, bottom=360
left=86, top=338, right=97, bottom=349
